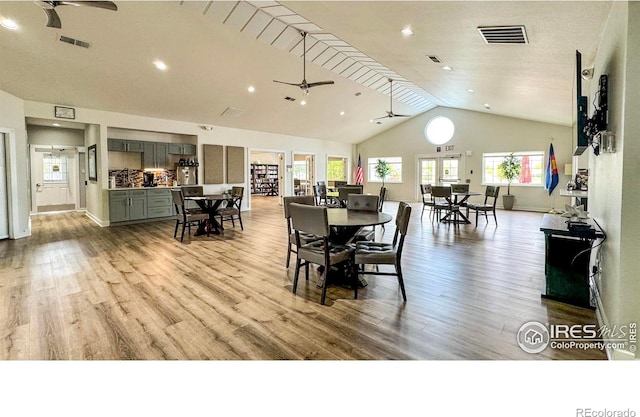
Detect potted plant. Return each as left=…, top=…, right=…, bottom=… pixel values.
left=374, top=159, right=391, bottom=186
left=497, top=153, right=522, bottom=210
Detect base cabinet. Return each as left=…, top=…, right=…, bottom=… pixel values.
left=110, top=189, right=173, bottom=223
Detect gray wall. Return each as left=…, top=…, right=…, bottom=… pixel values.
left=27, top=125, right=84, bottom=146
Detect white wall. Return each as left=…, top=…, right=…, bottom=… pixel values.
left=356, top=106, right=573, bottom=210
left=0, top=90, right=30, bottom=238
left=588, top=0, right=639, bottom=359
left=27, top=125, right=85, bottom=147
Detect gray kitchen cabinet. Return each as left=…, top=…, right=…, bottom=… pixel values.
left=168, top=143, right=196, bottom=155
left=143, top=142, right=169, bottom=169
left=108, top=139, right=144, bottom=152
left=147, top=189, right=173, bottom=218
left=109, top=189, right=148, bottom=222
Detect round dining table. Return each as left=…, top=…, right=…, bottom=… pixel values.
left=326, top=208, right=392, bottom=229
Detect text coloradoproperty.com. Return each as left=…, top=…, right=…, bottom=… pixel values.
left=576, top=409, right=636, bottom=417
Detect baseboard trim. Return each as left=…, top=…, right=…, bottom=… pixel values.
left=85, top=211, right=109, bottom=227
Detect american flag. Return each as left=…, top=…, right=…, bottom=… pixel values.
left=355, top=154, right=363, bottom=185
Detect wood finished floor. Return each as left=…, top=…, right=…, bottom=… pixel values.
left=0, top=196, right=606, bottom=360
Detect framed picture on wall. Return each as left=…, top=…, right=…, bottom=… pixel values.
left=88, top=144, right=97, bottom=181
left=54, top=106, right=75, bottom=119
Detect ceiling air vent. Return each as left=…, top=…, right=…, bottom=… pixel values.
left=59, top=35, right=90, bottom=48
left=220, top=107, right=245, bottom=118
left=477, top=25, right=528, bottom=44
left=427, top=55, right=442, bottom=63
left=284, top=96, right=296, bottom=102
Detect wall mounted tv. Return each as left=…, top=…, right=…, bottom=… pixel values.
left=574, top=50, right=589, bottom=155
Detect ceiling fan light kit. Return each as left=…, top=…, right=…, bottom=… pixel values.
left=273, top=31, right=334, bottom=96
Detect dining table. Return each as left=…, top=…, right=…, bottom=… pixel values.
left=440, top=191, right=483, bottom=224
left=184, top=194, right=237, bottom=235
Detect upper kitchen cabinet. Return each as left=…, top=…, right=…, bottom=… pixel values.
left=108, top=139, right=144, bottom=152
left=168, top=143, right=196, bottom=156
left=143, top=142, right=169, bottom=169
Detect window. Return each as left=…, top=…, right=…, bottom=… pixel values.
left=327, top=156, right=347, bottom=182
left=482, top=151, right=545, bottom=186
left=293, top=161, right=307, bottom=180
left=367, top=157, right=402, bottom=183
left=424, top=116, right=455, bottom=145
left=43, top=153, right=68, bottom=183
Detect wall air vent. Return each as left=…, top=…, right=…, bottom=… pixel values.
left=59, top=35, right=90, bottom=48
left=220, top=107, right=245, bottom=118
left=477, top=25, right=528, bottom=44
left=427, top=55, right=442, bottom=63
left=284, top=96, right=296, bottom=102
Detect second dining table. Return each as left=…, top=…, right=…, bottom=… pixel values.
left=440, top=191, right=483, bottom=224
left=185, top=194, right=238, bottom=235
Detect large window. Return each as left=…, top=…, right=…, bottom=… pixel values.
left=367, top=157, right=402, bottom=183
left=482, top=151, right=544, bottom=186
left=43, top=153, right=68, bottom=183
left=327, top=156, right=347, bottom=182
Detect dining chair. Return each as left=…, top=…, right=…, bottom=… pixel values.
left=171, top=189, right=209, bottom=242
left=430, top=185, right=458, bottom=222
left=283, top=195, right=317, bottom=268
left=450, top=183, right=470, bottom=193
left=353, top=201, right=412, bottom=301
left=334, top=180, right=347, bottom=188
left=313, top=184, right=328, bottom=205
left=467, top=186, right=500, bottom=226
left=180, top=185, right=204, bottom=210
left=378, top=186, right=387, bottom=230
left=289, top=203, right=356, bottom=305
left=337, top=186, right=363, bottom=207
left=218, top=186, right=244, bottom=230
left=347, top=194, right=380, bottom=242
left=420, top=184, right=435, bottom=218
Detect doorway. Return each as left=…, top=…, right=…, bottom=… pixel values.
left=30, top=146, right=78, bottom=213
left=249, top=150, right=285, bottom=210
left=418, top=154, right=464, bottom=187
left=292, top=153, right=315, bottom=196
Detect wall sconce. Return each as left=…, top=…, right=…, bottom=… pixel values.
left=599, top=131, right=616, bottom=153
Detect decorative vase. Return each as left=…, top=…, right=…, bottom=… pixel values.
left=503, top=194, right=515, bottom=210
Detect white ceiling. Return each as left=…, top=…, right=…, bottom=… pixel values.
left=0, top=1, right=612, bottom=144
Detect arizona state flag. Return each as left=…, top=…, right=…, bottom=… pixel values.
left=545, top=143, right=559, bottom=195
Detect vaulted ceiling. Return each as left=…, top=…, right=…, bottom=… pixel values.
left=0, top=1, right=612, bottom=143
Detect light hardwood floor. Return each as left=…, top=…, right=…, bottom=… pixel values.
left=0, top=196, right=606, bottom=360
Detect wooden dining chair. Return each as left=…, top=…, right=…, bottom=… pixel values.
left=283, top=195, right=317, bottom=268
left=420, top=184, right=435, bottom=219
left=289, top=203, right=356, bottom=305
left=353, top=201, right=412, bottom=301
left=430, top=186, right=458, bottom=223
left=467, top=186, right=500, bottom=226
left=171, top=189, right=209, bottom=242
left=218, top=186, right=244, bottom=230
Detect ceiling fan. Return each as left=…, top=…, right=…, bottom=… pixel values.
left=373, top=78, right=411, bottom=121
left=34, top=1, right=118, bottom=29
left=273, top=31, right=334, bottom=96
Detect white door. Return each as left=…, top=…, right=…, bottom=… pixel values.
left=0, top=133, right=8, bottom=239
left=419, top=156, right=462, bottom=186
left=31, top=146, right=77, bottom=213
left=292, top=153, right=315, bottom=196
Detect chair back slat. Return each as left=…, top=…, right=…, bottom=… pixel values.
left=347, top=194, right=379, bottom=211
left=430, top=186, right=451, bottom=198
left=378, top=186, right=387, bottom=212
left=451, top=183, right=469, bottom=193
left=181, top=186, right=204, bottom=197
left=283, top=195, right=315, bottom=218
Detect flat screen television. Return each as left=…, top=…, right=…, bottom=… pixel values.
left=574, top=50, right=589, bottom=155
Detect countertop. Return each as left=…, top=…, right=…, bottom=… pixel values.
left=559, top=189, right=588, bottom=197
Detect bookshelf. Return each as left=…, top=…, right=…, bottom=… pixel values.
left=251, top=163, right=279, bottom=195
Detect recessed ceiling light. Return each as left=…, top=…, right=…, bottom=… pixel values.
left=484, top=103, right=491, bottom=109
left=369, top=119, right=374, bottom=123
left=340, top=111, right=345, bottom=116
left=52, top=123, right=61, bottom=127
left=1, top=18, right=18, bottom=30
left=467, top=89, right=475, bottom=93
left=401, top=27, right=413, bottom=36
left=442, top=66, right=453, bottom=71
left=153, top=60, right=168, bottom=71
left=247, top=86, right=255, bottom=93
left=300, top=100, right=307, bottom=106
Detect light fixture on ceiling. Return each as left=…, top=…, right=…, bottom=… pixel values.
left=300, top=100, right=307, bottom=106
left=247, top=86, right=255, bottom=93
left=467, top=89, right=475, bottom=93
left=339, top=111, right=345, bottom=116
left=484, top=103, right=491, bottom=109
left=442, top=66, right=453, bottom=71
left=369, top=119, right=374, bottom=123
left=1, top=18, right=18, bottom=30
left=153, top=60, right=168, bottom=71
left=200, top=125, right=214, bottom=131
left=401, top=27, right=413, bottom=36
left=52, top=123, right=61, bottom=127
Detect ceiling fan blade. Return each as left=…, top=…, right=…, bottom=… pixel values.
left=59, top=1, right=118, bottom=11
left=392, top=114, right=411, bottom=118
left=373, top=115, right=391, bottom=120
left=273, top=80, right=303, bottom=87
left=306, top=81, right=335, bottom=88
left=43, top=8, right=62, bottom=28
